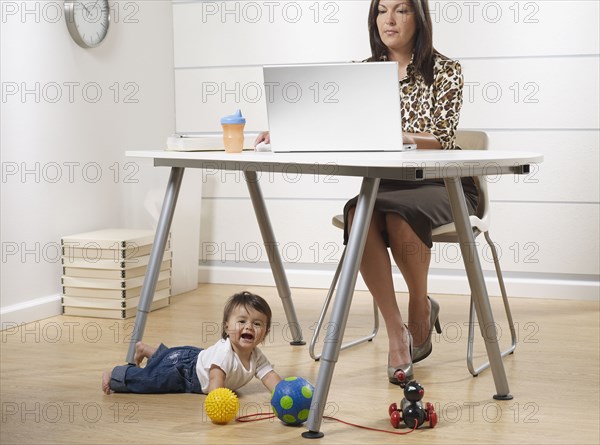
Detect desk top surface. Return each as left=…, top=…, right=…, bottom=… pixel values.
left=126, top=149, right=543, bottom=180
left=127, top=149, right=542, bottom=165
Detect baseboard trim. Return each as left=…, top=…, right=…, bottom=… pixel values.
left=199, top=264, right=599, bottom=301
left=0, top=294, right=62, bottom=329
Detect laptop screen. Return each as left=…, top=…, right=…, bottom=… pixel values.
left=263, top=62, right=411, bottom=153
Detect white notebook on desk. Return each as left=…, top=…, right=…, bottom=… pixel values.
left=166, top=132, right=258, bottom=151
left=263, top=62, right=416, bottom=153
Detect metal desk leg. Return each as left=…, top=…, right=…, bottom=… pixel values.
left=244, top=170, right=304, bottom=345
left=444, top=177, right=512, bottom=400
left=126, top=167, right=185, bottom=364
left=303, top=177, right=380, bottom=438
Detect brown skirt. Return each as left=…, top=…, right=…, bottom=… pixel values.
left=343, top=178, right=479, bottom=249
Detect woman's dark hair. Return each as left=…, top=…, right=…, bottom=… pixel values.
left=221, top=291, right=272, bottom=339
left=367, top=0, right=437, bottom=85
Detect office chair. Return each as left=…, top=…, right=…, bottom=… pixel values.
left=308, top=130, right=516, bottom=377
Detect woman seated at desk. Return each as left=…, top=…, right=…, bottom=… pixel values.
left=256, top=0, right=478, bottom=385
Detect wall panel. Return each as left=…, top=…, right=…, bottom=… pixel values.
left=199, top=198, right=599, bottom=276
left=175, top=58, right=600, bottom=132
left=197, top=130, right=599, bottom=207
left=174, top=1, right=599, bottom=67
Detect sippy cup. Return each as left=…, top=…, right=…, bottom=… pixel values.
left=221, top=110, right=246, bottom=153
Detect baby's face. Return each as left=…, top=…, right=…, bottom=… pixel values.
left=224, top=305, right=269, bottom=352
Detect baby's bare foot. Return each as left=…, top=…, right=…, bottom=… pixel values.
left=102, top=371, right=112, bottom=395
left=134, top=341, right=157, bottom=366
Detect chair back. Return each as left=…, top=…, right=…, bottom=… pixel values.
left=455, top=130, right=489, bottom=153
left=431, top=130, right=490, bottom=240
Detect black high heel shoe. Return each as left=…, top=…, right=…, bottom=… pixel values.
left=412, top=297, right=442, bottom=364
left=388, top=329, right=413, bottom=386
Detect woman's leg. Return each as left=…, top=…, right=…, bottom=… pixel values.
left=385, top=214, right=432, bottom=348
left=347, top=208, right=411, bottom=368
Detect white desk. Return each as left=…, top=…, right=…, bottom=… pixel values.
left=125, top=149, right=543, bottom=438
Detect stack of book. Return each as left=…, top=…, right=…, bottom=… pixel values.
left=61, top=228, right=171, bottom=319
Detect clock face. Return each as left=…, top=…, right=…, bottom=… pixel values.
left=65, top=0, right=110, bottom=48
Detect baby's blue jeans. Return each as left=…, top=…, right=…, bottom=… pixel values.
left=110, top=343, right=203, bottom=394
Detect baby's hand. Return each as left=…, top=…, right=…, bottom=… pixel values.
left=254, top=131, right=270, bottom=147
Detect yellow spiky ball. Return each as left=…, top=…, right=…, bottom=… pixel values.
left=204, top=388, right=239, bottom=424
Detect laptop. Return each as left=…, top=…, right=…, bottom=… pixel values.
left=262, top=62, right=416, bottom=153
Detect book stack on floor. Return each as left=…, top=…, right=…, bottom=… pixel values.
left=61, top=228, right=171, bottom=319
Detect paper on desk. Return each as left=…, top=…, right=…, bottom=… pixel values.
left=166, top=133, right=257, bottom=152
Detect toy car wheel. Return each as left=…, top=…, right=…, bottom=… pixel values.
left=390, top=410, right=402, bottom=429
left=426, top=402, right=437, bottom=428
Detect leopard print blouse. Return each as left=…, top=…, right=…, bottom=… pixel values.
left=400, top=53, right=463, bottom=149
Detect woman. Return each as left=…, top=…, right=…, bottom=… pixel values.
left=351, top=0, right=478, bottom=385
left=256, top=0, right=478, bottom=385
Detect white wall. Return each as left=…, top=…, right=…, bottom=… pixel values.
left=0, top=1, right=177, bottom=324
left=173, top=0, right=599, bottom=300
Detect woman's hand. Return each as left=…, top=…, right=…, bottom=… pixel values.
left=402, top=133, right=416, bottom=146
left=403, top=132, right=442, bottom=149
left=254, top=131, right=270, bottom=147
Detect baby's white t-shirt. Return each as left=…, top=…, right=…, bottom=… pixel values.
left=195, top=338, right=274, bottom=393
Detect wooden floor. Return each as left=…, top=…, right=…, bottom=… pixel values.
left=1, top=283, right=599, bottom=444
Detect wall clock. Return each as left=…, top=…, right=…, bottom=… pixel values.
left=64, top=0, right=110, bottom=48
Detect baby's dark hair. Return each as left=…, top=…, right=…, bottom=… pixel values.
left=221, top=291, right=272, bottom=340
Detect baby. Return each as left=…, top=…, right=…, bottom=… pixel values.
left=102, top=291, right=282, bottom=394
